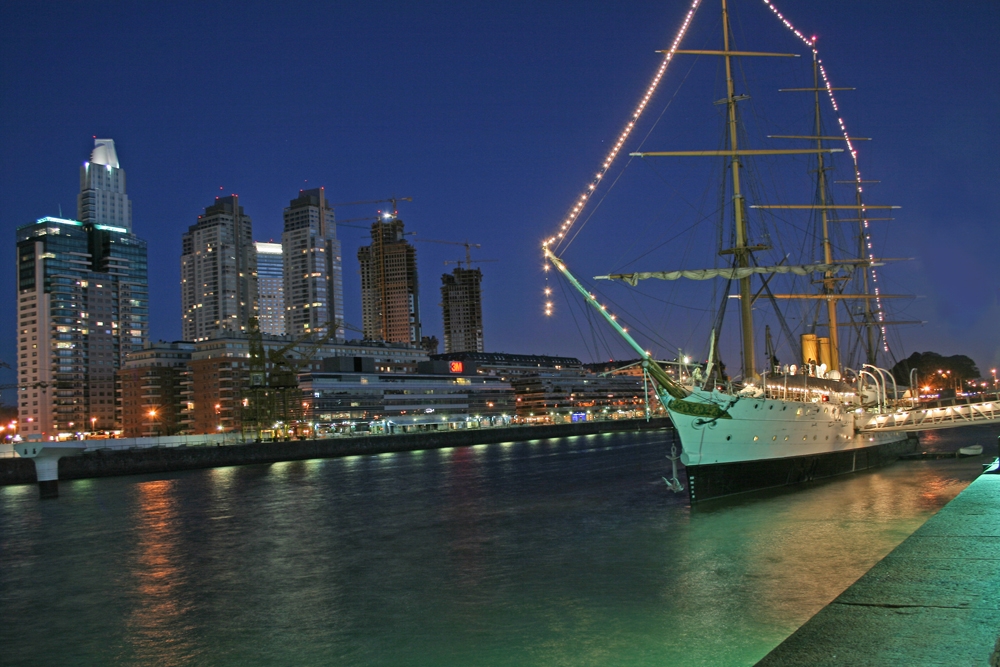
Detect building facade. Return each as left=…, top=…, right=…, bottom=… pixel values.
left=440, top=267, right=484, bottom=354
left=302, top=366, right=514, bottom=431
left=430, top=352, right=583, bottom=380
left=282, top=188, right=344, bottom=341
left=78, top=138, right=132, bottom=232
left=254, top=241, right=285, bottom=336
left=184, top=331, right=430, bottom=435
left=15, top=139, right=149, bottom=439
left=118, top=341, right=194, bottom=437
left=357, top=218, right=421, bottom=344
left=512, top=373, right=650, bottom=422
left=181, top=195, right=258, bottom=342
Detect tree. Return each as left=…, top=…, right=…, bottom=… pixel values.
left=890, top=352, right=980, bottom=391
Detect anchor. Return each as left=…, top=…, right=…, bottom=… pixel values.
left=663, top=444, right=685, bottom=493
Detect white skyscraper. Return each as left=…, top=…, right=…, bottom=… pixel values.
left=254, top=241, right=285, bottom=336
left=78, top=138, right=133, bottom=232
left=282, top=188, right=344, bottom=341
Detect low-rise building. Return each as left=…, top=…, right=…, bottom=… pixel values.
left=119, top=330, right=430, bottom=435
left=118, top=341, right=195, bottom=437
left=512, top=372, right=651, bottom=422
left=431, top=351, right=583, bottom=381
left=302, top=359, right=514, bottom=433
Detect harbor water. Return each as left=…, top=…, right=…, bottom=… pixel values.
left=0, top=425, right=994, bottom=666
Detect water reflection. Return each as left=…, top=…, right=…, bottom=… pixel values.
left=0, top=425, right=991, bottom=667
left=444, top=446, right=488, bottom=589
left=125, top=479, right=196, bottom=665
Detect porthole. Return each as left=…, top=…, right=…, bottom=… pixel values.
left=769, top=405, right=774, bottom=410
left=784, top=436, right=789, bottom=441
left=753, top=435, right=759, bottom=441
left=813, top=435, right=818, bottom=440
left=825, top=436, right=829, bottom=440
left=772, top=435, right=777, bottom=441
left=796, top=408, right=803, bottom=416
left=726, top=435, right=732, bottom=441
left=803, top=436, right=807, bottom=441
left=782, top=406, right=787, bottom=411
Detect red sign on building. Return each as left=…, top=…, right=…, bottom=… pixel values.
left=449, top=361, right=464, bottom=373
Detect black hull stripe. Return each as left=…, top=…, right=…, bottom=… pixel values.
left=686, top=437, right=917, bottom=503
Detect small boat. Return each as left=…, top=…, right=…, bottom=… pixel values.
left=958, top=444, right=983, bottom=457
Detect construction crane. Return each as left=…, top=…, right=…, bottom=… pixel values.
left=444, top=258, right=497, bottom=269
left=412, top=239, right=483, bottom=269
left=329, top=196, right=412, bottom=215
left=243, top=317, right=342, bottom=441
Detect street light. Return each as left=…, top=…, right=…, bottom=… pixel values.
left=90, top=416, right=97, bottom=434
left=147, top=409, right=157, bottom=437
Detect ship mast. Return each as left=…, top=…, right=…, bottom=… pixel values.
left=812, top=52, right=841, bottom=373
left=721, top=0, right=757, bottom=381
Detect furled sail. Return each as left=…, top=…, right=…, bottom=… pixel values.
left=596, top=263, right=854, bottom=286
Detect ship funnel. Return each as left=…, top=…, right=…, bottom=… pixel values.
left=801, top=334, right=818, bottom=366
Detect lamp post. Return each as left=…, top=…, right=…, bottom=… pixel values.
left=90, top=416, right=97, bottom=436
left=147, top=408, right=157, bottom=437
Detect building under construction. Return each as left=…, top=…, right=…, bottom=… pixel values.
left=357, top=217, right=421, bottom=345
left=440, top=267, right=484, bottom=354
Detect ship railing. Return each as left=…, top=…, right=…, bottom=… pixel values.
left=858, top=399, right=999, bottom=432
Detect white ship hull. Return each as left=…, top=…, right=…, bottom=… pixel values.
left=668, top=390, right=914, bottom=501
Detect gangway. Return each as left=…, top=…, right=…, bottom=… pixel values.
left=858, top=399, right=1000, bottom=433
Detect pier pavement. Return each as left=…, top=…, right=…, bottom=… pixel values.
left=757, top=463, right=1000, bottom=666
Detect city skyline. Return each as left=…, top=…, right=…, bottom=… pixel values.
left=2, top=1, right=998, bottom=404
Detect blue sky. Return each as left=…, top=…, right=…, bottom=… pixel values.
left=2, top=0, right=997, bottom=401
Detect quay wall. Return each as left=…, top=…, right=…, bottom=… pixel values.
left=756, top=467, right=1000, bottom=666
left=0, top=418, right=672, bottom=487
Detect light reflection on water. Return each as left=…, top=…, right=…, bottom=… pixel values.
left=0, top=425, right=993, bottom=666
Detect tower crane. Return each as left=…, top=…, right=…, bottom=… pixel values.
left=329, top=196, right=412, bottom=215
left=412, top=239, right=484, bottom=269
left=444, top=258, right=497, bottom=269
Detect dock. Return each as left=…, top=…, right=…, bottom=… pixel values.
left=757, top=463, right=1000, bottom=666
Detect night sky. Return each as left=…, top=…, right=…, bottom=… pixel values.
left=2, top=0, right=997, bottom=404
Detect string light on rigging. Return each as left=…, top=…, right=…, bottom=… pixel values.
left=762, top=0, right=891, bottom=352
left=540, top=0, right=703, bottom=316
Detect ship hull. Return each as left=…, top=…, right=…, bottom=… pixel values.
left=684, top=435, right=915, bottom=502
left=668, top=391, right=915, bottom=502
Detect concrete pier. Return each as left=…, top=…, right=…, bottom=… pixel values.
left=757, top=465, right=1000, bottom=666
left=15, top=442, right=88, bottom=498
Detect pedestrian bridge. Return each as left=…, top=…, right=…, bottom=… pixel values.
left=858, top=399, right=1000, bottom=433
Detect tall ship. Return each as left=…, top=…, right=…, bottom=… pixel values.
left=541, top=0, right=979, bottom=501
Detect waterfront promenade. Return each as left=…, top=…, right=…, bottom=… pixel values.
left=0, top=417, right=671, bottom=486
left=757, top=464, right=1000, bottom=666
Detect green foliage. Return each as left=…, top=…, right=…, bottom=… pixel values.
left=890, top=351, right=980, bottom=389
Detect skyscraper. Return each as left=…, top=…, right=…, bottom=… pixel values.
left=180, top=195, right=258, bottom=342
left=78, top=138, right=132, bottom=232
left=254, top=242, right=285, bottom=336
left=16, top=139, right=149, bottom=438
left=358, top=217, right=421, bottom=344
left=441, top=267, right=484, bottom=353
left=281, top=188, right=344, bottom=341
